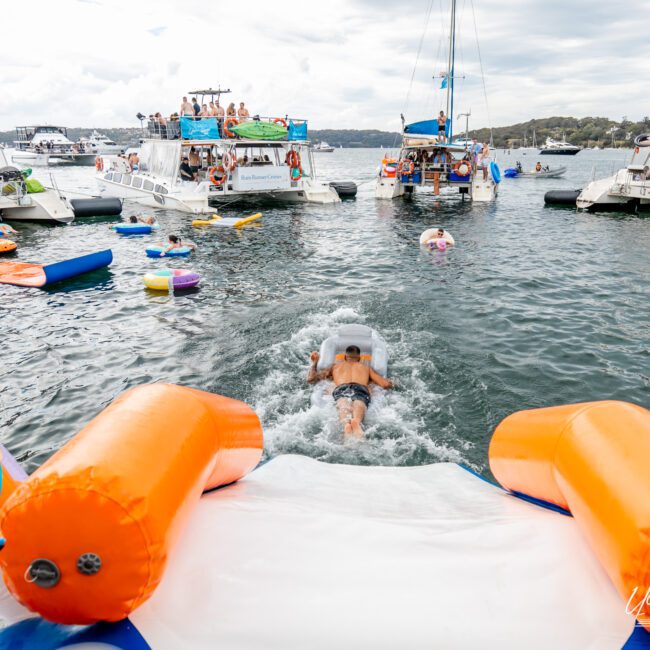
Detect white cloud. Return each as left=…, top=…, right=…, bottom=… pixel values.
left=1, top=0, right=648, bottom=132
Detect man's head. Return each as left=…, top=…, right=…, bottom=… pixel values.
left=439, top=110, right=444, bottom=116
left=192, top=97, right=197, bottom=103
left=182, top=156, right=189, bottom=163
left=345, top=345, right=361, bottom=361
left=182, top=96, right=187, bottom=102
left=437, top=228, right=444, bottom=236
left=240, top=102, right=245, bottom=107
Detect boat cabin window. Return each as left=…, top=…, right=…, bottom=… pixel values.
left=104, top=172, right=113, bottom=181
left=122, top=174, right=132, bottom=185
left=154, top=184, right=168, bottom=194
left=132, top=177, right=143, bottom=189
left=113, top=173, right=122, bottom=183
left=143, top=180, right=154, bottom=191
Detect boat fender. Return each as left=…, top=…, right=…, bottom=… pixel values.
left=71, top=198, right=123, bottom=218
left=490, top=161, right=501, bottom=184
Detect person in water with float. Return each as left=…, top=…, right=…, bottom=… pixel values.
left=307, top=345, right=393, bottom=438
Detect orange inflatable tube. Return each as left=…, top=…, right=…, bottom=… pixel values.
left=489, top=400, right=650, bottom=631
left=0, top=384, right=263, bottom=624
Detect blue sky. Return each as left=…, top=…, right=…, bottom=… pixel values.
left=1, top=0, right=648, bottom=131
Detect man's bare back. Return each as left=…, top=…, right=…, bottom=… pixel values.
left=307, top=346, right=393, bottom=438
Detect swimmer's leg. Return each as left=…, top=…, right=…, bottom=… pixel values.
left=336, top=398, right=353, bottom=435
left=348, top=400, right=367, bottom=438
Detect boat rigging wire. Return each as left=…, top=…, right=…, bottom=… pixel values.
left=470, top=0, right=493, bottom=146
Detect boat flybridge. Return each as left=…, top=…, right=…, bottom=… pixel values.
left=96, top=112, right=340, bottom=214
left=375, top=0, right=500, bottom=203
left=12, top=126, right=96, bottom=167
left=576, top=134, right=650, bottom=210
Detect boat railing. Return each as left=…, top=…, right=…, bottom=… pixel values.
left=0, top=179, right=26, bottom=200
left=589, top=160, right=628, bottom=181
left=145, top=115, right=307, bottom=141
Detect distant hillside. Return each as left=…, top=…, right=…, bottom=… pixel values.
left=1, top=116, right=647, bottom=148
left=468, top=116, right=650, bottom=149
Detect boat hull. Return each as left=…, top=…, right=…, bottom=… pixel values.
left=539, top=149, right=580, bottom=156
left=0, top=191, right=74, bottom=224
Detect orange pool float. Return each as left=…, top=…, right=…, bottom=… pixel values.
left=0, top=384, right=263, bottom=624
left=489, top=400, right=650, bottom=631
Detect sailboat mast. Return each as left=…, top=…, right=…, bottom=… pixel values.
left=445, top=0, right=457, bottom=141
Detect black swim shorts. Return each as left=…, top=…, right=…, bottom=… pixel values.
left=332, top=383, right=371, bottom=407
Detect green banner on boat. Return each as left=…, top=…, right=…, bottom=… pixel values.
left=230, top=121, right=287, bottom=141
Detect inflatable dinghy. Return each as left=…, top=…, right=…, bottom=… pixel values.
left=0, top=389, right=648, bottom=648
left=312, top=324, right=389, bottom=410
left=192, top=213, right=262, bottom=228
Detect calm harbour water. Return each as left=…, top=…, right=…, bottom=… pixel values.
left=1, top=148, right=648, bottom=474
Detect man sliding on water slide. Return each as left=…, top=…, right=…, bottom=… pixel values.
left=307, top=346, right=393, bottom=438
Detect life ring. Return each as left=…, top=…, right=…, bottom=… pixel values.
left=209, top=165, right=227, bottom=186
left=291, top=166, right=303, bottom=181
left=95, top=156, right=104, bottom=172
left=274, top=118, right=288, bottom=129
left=286, top=150, right=302, bottom=180
left=222, top=151, right=237, bottom=172
left=223, top=118, right=239, bottom=138
left=397, top=159, right=415, bottom=176
left=453, top=160, right=471, bottom=177
left=419, top=228, right=455, bottom=247
left=381, top=159, right=397, bottom=178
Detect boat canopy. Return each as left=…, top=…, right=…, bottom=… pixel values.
left=139, top=140, right=180, bottom=179
left=404, top=120, right=439, bottom=136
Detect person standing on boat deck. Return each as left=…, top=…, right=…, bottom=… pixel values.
left=192, top=97, right=200, bottom=117
left=188, top=147, right=201, bottom=173
left=471, top=138, right=482, bottom=172
left=432, top=148, right=451, bottom=195
left=209, top=102, right=218, bottom=116
left=437, top=111, right=447, bottom=142
left=479, top=143, right=491, bottom=180
left=307, top=347, right=393, bottom=439
left=180, top=97, right=194, bottom=117
left=199, top=104, right=210, bottom=118
left=226, top=102, right=236, bottom=118
left=238, top=102, right=250, bottom=121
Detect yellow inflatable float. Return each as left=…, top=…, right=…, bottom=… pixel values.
left=192, top=213, right=262, bottom=228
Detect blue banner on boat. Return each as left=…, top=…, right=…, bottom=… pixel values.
left=404, top=120, right=438, bottom=136
left=288, top=120, right=308, bottom=141
left=180, top=117, right=219, bottom=140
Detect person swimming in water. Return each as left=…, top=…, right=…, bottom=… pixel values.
left=161, top=234, right=196, bottom=256
left=307, top=345, right=393, bottom=438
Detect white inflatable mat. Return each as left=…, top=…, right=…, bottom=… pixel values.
left=132, top=455, right=636, bottom=649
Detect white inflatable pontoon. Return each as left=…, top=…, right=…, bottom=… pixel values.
left=0, top=454, right=645, bottom=648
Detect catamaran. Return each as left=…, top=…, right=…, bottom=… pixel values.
left=96, top=99, right=339, bottom=214
left=376, top=0, right=500, bottom=202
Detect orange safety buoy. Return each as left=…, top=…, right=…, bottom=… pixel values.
left=453, top=160, right=471, bottom=177
left=0, top=384, right=263, bottom=624
left=95, top=156, right=103, bottom=172
left=635, top=146, right=640, bottom=154
left=274, top=117, right=288, bottom=129
left=381, top=158, right=397, bottom=178
left=397, top=159, right=415, bottom=176
left=209, top=165, right=227, bottom=186
left=223, top=118, right=239, bottom=138
left=222, top=151, right=237, bottom=172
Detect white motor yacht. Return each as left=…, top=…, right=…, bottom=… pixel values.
left=539, top=137, right=581, bottom=156
left=0, top=149, right=74, bottom=223
left=312, top=141, right=334, bottom=152
left=78, top=130, right=122, bottom=155
left=12, top=126, right=96, bottom=167
left=96, top=111, right=340, bottom=214
left=576, top=134, right=650, bottom=210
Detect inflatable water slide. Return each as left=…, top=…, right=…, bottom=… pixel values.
left=0, top=384, right=648, bottom=649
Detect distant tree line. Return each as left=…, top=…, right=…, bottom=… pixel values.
left=2, top=117, right=648, bottom=148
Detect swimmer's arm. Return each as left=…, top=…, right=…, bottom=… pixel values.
left=307, top=352, right=332, bottom=384
left=369, top=368, right=394, bottom=390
